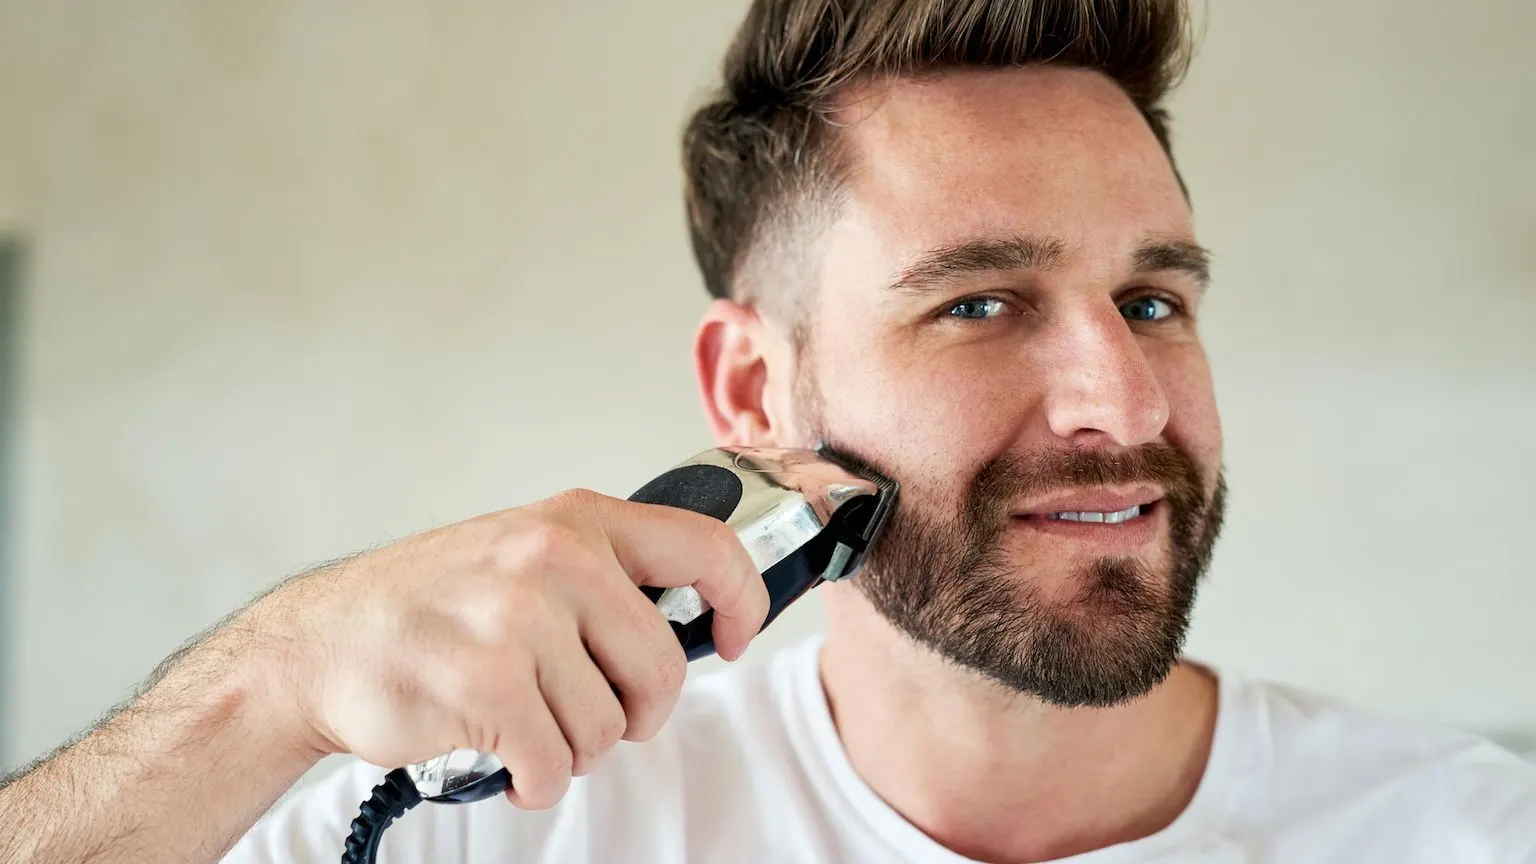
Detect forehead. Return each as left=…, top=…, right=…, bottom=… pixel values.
left=828, top=66, right=1191, bottom=259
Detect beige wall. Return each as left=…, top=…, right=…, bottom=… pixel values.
left=1, top=0, right=1533, bottom=770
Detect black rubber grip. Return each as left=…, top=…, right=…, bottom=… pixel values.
left=627, top=463, right=744, bottom=659
left=627, top=463, right=743, bottom=521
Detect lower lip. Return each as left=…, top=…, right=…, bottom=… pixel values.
left=1010, top=502, right=1163, bottom=549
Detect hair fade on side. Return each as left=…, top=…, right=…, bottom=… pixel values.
left=682, top=0, right=1195, bottom=303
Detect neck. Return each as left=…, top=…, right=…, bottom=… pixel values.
left=818, top=584, right=1218, bottom=864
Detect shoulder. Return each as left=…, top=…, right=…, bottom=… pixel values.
left=1223, top=671, right=1536, bottom=853
left=1242, top=674, right=1536, bottom=792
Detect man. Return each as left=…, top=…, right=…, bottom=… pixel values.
left=3, top=0, right=1534, bottom=862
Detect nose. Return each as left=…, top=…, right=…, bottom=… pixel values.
left=1039, top=301, right=1169, bottom=447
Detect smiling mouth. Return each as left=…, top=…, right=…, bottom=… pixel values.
left=1045, top=505, right=1143, bottom=524
left=1016, top=499, right=1161, bottom=526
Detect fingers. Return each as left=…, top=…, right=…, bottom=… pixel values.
left=436, top=487, right=774, bottom=814
left=580, top=585, right=689, bottom=742
left=493, top=681, right=573, bottom=811
left=538, top=629, right=629, bottom=777
left=322, top=481, right=781, bottom=819
left=587, top=496, right=770, bottom=661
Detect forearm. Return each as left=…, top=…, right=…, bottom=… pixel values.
left=0, top=609, right=326, bottom=863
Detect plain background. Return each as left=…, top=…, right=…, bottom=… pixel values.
left=0, top=0, right=1533, bottom=781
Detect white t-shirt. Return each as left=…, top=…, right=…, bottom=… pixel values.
left=224, top=636, right=1536, bottom=863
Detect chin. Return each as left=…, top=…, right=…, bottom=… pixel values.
left=997, top=546, right=1175, bottom=608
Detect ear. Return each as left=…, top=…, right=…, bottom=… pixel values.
left=693, top=299, right=792, bottom=447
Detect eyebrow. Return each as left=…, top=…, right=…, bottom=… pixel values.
left=1135, top=239, right=1211, bottom=290
left=886, top=234, right=1211, bottom=294
left=888, top=235, right=1066, bottom=295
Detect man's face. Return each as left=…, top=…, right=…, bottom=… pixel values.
left=787, top=67, right=1226, bottom=706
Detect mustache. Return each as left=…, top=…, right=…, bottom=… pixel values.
left=815, top=437, right=1209, bottom=531
left=968, top=443, right=1207, bottom=527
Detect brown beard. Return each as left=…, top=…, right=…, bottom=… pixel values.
left=801, top=378, right=1227, bottom=707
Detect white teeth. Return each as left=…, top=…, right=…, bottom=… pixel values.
left=1104, top=505, right=1140, bottom=524
left=1050, top=505, right=1141, bottom=524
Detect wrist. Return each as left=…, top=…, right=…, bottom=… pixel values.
left=225, top=596, right=335, bottom=766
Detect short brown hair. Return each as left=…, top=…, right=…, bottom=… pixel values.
left=682, top=0, right=1195, bottom=305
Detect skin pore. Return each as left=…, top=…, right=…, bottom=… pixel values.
left=695, top=66, right=1226, bottom=862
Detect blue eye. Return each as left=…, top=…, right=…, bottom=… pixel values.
left=947, top=298, right=1008, bottom=320
left=1120, top=296, right=1175, bottom=322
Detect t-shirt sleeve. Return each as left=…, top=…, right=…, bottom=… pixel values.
left=221, top=757, right=477, bottom=863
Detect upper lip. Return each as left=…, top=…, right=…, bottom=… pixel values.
left=1014, top=486, right=1164, bottom=517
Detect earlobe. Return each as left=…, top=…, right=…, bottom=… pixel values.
left=693, top=299, right=775, bottom=447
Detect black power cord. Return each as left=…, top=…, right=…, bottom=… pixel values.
left=340, top=767, right=423, bottom=864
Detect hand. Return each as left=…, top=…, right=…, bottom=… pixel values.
left=254, top=489, right=769, bottom=809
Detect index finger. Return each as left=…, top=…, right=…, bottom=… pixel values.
left=587, top=495, right=769, bottom=661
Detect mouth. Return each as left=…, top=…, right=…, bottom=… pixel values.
left=1015, top=501, right=1158, bottom=526
left=1009, top=489, right=1165, bottom=548
left=1040, top=504, right=1145, bottom=524
left=1013, top=487, right=1163, bottom=521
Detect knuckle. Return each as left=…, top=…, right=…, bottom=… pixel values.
left=548, top=487, right=602, bottom=514
left=539, top=740, right=575, bottom=780
left=520, top=743, right=573, bottom=808
left=701, top=519, right=756, bottom=593
left=462, top=578, right=559, bottom=645
left=622, top=682, right=676, bottom=743
left=486, top=524, right=605, bottom=624
left=568, top=732, right=601, bottom=772
left=597, top=701, right=627, bottom=748
left=496, top=519, right=590, bottom=575
left=650, top=639, right=689, bottom=697
left=699, top=516, right=743, bottom=563
left=572, top=705, right=626, bottom=776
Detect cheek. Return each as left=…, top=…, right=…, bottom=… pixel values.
left=808, top=334, right=1022, bottom=484
left=1154, top=343, right=1223, bottom=479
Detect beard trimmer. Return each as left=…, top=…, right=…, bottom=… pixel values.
left=340, top=445, right=898, bottom=864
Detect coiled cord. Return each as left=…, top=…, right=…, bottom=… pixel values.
left=340, top=767, right=422, bottom=864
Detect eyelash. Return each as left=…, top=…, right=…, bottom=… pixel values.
left=1123, top=290, right=1189, bottom=320
left=938, top=290, right=1190, bottom=323
left=941, top=294, right=1019, bottom=321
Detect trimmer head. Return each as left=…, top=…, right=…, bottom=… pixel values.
left=628, top=446, right=898, bottom=657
